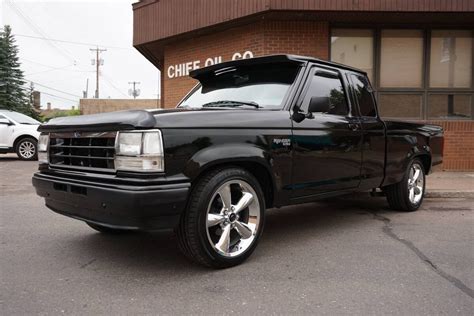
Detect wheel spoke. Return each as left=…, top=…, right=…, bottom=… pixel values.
left=207, top=213, right=225, bottom=227
left=218, top=185, right=232, bottom=209
left=409, top=188, right=415, bottom=202
left=413, top=169, right=421, bottom=182
left=234, top=221, right=253, bottom=239
left=215, top=224, right=231, bottom=253
left=233, top=192, right=253, bottom=214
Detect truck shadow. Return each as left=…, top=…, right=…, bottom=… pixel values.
left=68, top=194, right=393, bottom=273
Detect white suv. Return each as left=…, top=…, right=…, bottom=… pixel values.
left=0, top=110, right=41, bottom=160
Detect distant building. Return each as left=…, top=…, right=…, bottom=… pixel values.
left=79, top=98, right=161, bottom=115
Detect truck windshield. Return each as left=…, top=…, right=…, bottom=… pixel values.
left=178, top=63, right=300, bottom=110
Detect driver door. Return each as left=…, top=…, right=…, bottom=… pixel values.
left=290, top=67, right=362, bottom=198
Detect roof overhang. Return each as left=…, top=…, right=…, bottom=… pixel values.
left=133, top=0, right=474, bottom=69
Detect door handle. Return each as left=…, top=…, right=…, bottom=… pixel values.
left=348, top=123, right=360, bottom=131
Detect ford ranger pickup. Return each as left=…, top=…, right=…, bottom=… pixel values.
left=32, top=55, right=443, bottom=268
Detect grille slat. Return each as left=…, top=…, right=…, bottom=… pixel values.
left=51, top=154, right=114, bottom=160
left=48, top=132, right=117, bottom=172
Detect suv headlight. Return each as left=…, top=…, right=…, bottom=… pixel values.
left=115, top=130, right=164, bottom=172
left=38, top=133, right=49, bottom=164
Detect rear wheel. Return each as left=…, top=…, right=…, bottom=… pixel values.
left=177, top=168, right=265, bottom=268
left=16, top=137, right=37, bottom=160
left=385, top=158, right=425, bottom=211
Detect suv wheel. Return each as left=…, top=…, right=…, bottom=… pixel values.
left=385, top=158, right=425, bottom=211
left=16, top=137, right=38, bottom=160
left=177, top=168, right=265, bottom=268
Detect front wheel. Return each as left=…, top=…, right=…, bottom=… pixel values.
left=16, top=137, right=38, bottom=160
left=177, top=168, right=265, bottom=268
left=385, top=158, right=426, bottom=211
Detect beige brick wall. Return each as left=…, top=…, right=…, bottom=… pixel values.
left=79, top=99, right=161, bottom=115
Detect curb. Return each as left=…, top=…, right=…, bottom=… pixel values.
left=425, top=190, right=474, bottom=198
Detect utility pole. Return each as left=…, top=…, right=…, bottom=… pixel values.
left=128, top=81, right=141, bottom=99
left=90, top=47, right=107, bottom=98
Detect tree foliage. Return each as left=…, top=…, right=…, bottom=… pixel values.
left=0, top=25, right=38, bottom=118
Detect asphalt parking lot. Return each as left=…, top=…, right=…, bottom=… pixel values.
left=1, top=155, right=473, bottom=315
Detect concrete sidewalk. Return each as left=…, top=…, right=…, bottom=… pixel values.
left=426, top=171, right=474, bottom=198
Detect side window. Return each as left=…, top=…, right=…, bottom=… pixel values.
left=351, top=74, right=377, bottom=117
left=301, top=71, right=349, bottom=116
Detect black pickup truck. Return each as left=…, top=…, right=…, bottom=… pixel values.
left=33, top=55, right=443, bottom=268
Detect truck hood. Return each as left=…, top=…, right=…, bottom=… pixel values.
left=38, top=108, right=291, bottom=132
left=38, top=110, right=157, bottom=132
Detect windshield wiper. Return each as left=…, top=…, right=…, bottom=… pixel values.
left=201, top=100, right=261, bottom=109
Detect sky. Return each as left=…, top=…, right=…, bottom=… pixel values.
left=1, top=0, right=160, bottom=109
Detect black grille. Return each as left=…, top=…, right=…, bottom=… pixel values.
left=49, top=132, right=117, bottom=171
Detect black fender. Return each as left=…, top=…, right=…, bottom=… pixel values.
left=383, top=133, right=432, bottom=187
left=182, top=143, right=277, bottom=205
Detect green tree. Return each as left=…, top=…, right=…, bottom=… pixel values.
left=0, top=25, right=38, bottom=118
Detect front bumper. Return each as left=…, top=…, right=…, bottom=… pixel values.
left=32, top=172, right=190, bottom=231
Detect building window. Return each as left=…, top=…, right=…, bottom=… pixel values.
left=331, top=29, right=374, bottom=83
left=430, top=30, right=472, bottom=88
left=380, top=30, right=424, bottom=88
left=378, top=94, right=423, bottom=119
left=331, top=28, right=473, bottom=120
left=428, top=94, right=472, bottom=119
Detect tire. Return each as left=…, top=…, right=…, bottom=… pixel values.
left=16, top=137, right=38, bottom=161
left=86, top=222, right=131, bottom=234
left=177, top=167, right=266, bottom=269
left=385, top=158, right=426, bottom=212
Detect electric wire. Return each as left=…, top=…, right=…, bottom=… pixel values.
left=14, top=34, right=132, bottom=50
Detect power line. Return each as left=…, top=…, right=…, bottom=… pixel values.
left=6, top=0, right=77, bottom=64
left=102, top=74, right=128, bottom=98
left=25, top=64, right=75, bottom=76
left=26, top=81, right=82, bottom=98
left=19, top=85, right=78, bottom=102
left=14, top=34, right=131, bottom=50
left=38, top=92, right=78, bottom=103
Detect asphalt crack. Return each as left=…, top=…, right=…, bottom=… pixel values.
left=371, top=212, right=474, bottom=299
left=80, top=258, right=96, bottom=269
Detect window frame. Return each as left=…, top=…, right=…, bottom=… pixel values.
left=295, top=65, right=353, bottom=117
left=330, top=27, right=474, bottom=120
left=347, top=73, right=380, bottom=118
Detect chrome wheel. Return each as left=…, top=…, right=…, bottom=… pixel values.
left=408, top=162, right=424, bottom=204
left=206, top=180, right=260, bottom=257
left=19, top=140, right=36, bottom=159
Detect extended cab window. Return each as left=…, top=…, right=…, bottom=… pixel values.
left=179, top=63, right=300, bottom=110
left=351, top=74, right=377, bottom=117
left=301, top=72, right=349, bottom=116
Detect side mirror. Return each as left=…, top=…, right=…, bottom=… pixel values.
left=308, top=96, right=330, bottom=113
left=0, top=118, right=11, bottom=125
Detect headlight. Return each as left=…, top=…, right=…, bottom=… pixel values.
left=38, top=133, right=49, bottom=164
left=115, top=130, right=164, bottom=172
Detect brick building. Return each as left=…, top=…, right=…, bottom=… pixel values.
left=133, top=0, right=474, bottom=170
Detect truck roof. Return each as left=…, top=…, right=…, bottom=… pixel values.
left=189, top=54, right=367, bottom=79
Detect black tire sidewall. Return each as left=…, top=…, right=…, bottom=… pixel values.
left=16, top=137, right=38, bottom=161
left=194, top=169, right=266, bottom=267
